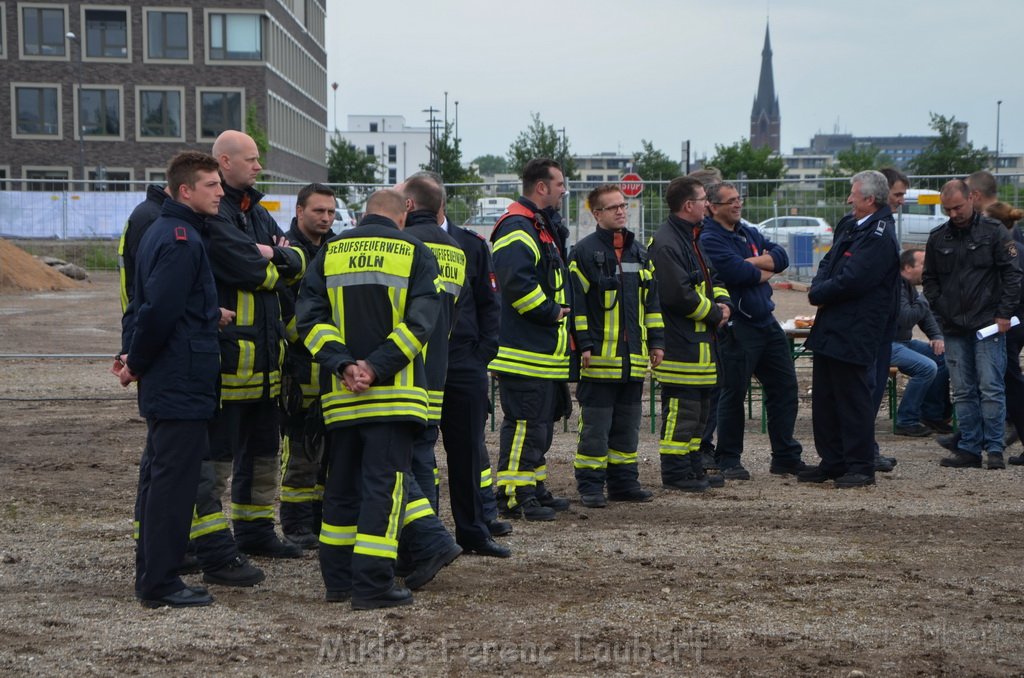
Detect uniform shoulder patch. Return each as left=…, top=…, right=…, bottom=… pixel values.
left=174, top=226, right=188, bottom=242
left=1008, top=240, right=1018, bottom=259
left=489, top=271, right=499, bottom=292
left=873, top=222, right=886, bottom=237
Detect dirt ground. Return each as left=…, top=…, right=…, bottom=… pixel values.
left=1, top=272, right=1023, bottom=677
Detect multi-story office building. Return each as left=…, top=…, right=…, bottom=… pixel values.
left=0, top=0, right=327, bottom=189
left=337, top=114, right=431, bottom=185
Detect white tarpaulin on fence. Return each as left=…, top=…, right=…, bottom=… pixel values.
left=0, top=191, right=299, bottom=239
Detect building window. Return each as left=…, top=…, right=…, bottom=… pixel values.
left=87, top=168, right=132, bottom=191
left=388, top=168, right=397, bottom=184
left=0, top=3, right=7, bottom=59
left=144, top=9, right=190, bottom=61
left=365, top=145, right=375, bottom=156
left=20, top=4, right=67, bottom=58
left=25, top=168, right=70, bottom=192
left=83, top=6, right=128, bottom=60
left=208, top=12, right=263, bottom=61
left=369, top=122, right=378, bottom=132
left=77, top=87, right=121, bottom=138
left=197, top=89, right=243, bottom=140
left=146, top=169, right=166, bottom=183
left=388, top=145, right=397, bottom=163
left=137, top=88, right=184, bottom=140
left=12, top=84, right=61, bottom=137
left=0, top=167, right=8, bottom=190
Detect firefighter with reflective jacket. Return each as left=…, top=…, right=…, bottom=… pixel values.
left=489, top=158, right=572, bottom=521
left=569, top=184, right=664, bottom=508
left=191, top=131, right=307, bottom=588
left=278, top=183, right=336, bottom=549
left=296, top=189, right=442, bottom=610
left=648, top=176, right=732, bottom=493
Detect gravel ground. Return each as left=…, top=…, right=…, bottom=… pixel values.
left=1, top=273, right=1023, bottom=677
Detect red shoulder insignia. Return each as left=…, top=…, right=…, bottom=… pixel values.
left=489, top=271, right=499, bottom=292
left=174, top=226, right=188, bottom=242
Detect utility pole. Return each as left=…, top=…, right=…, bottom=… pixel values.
left=996, top=100, right=1003, bottom=177
left=331, top=82, right=338, bottom=134
left=65, top=32, right=86, bottom=190
left=423, top=106, right=440, bottom=173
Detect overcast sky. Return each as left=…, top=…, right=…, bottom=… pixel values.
left=325, top=0, right=1022, bottom=166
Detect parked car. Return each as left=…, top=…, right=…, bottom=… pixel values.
left=756, top=216, right=833, bottom=245
left=462, top=212, right=503, bottom=240
left=332, top=199, right=357, bottom=235
left=894, top=189, right=945, bottom=242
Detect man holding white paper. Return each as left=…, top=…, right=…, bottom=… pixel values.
left=923, top=179, right=1022, bottom=470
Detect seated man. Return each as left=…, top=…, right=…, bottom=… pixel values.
left=891, top=248, right=951, bottom=436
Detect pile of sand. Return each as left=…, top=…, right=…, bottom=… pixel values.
left=0, top=239, right=83, bottom=292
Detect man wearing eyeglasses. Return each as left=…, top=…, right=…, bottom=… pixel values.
left=649, top=176, right=732, bottom=492
left=923, top=179, right=1021, bottom=470
left=700, top=182, right=806, bottom=480
left=568, top=185, right=664, bottom=507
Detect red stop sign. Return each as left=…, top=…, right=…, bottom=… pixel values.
left=620, top=173, right=644, bottom=197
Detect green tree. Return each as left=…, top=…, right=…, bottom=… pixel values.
left=426, top=122, right=481, bottom=184
left=908, top=113, right=991, bottom=177
left=245, top=103, right=268, bottom=182
left=632, top=140, right=681, bottom=180
left=820, top=145, right=890, bottom=198
left=327, top=136, right=380, bottom=190
left=707, top=138, right=786, bottom=197
left=507, top=112, right=577, bottom=179
left=472, top=154, right=509, bottom=176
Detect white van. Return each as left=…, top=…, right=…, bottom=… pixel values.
left=896, top=189, right=945, bottom=242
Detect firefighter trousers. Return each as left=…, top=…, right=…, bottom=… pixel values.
left=574, top=380, right=644, bottom=496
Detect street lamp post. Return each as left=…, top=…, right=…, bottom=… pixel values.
left=65, top=32, right=86, bottom=190
left=331, top=82, right=338, bottom=134
left=996, top=100, right=1003, bottom=177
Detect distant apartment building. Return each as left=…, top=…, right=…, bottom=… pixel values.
left=337, top=114, right=431, bottom=185
left=791, top=126, right=969, bottom=170
left=574, top=151, right=631, bottom=184
left=0, top=0, right=328, bottom=189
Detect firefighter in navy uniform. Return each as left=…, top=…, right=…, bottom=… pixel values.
left=401, top=173, right=511, bottom=561
left=296, top=189, right=442, bottom=610
left=489, top=158, right=571, bottom=521
left=649, top=176, right=732, bottom=492
left=117, top=151, right=223, bottom=608
left=193, top=131, right=306, bottom=588
left=278, top=183, right=337, bottom=548
left=569, top=185, right=664, bottom=508
left=119, top=184, right=169, bottom=313
left=433, top=179, right=513, bottom=541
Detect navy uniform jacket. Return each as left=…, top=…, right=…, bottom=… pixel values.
left=806, top=206, right=900, bottom=366
left=118, top=184, right=168, bottom=311
left=447, top=222, right=500, bottom=375
left=700, top=217, right=788, bottom=327
left=121, top=199, right=221, bottom=420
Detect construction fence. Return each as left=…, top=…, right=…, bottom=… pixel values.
left=3, top=173, right=1023, bottom=280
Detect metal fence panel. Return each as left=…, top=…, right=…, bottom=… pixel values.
left=3, top=174, right=1022, bottom=277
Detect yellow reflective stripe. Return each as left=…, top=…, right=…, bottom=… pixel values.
left=432, top=467, right=440, bottom=486
left=387, top=322, right=423, bottom=361
left=117, top=223, right=129, bottom=312
left=568, top=260, right=590, bottom=293
left=686, top=294, right=712, bottom=321
left=574, top=315, right=589, bottom=332
left=479, top=467, right=493, bottom=488
left=258, top=260, right=281, bottom=291
left=284, top=316, right=299, bottom=344
left=285, top=246, right=307, bottom=283
left=646, top=312, right=664, bottom=329
left=305, top=323, right=344, bottom=357
left=554, top=315, right=569, bottom=361
left=280, top=486, right=321, bottom=502
left=236, top=290, right=255, bottom=326
left=573, top=453, right=607, bottom=470
left=496, top=470, right=534, bottom=486
left=402, top=497, right=435, bottom=526
left=385, top=472, right=404, bottom=542
left=535, top=464, right=547, bottom=481
left=491, top=346, right=567, bottom=366
left=354, top=534, right=399, bottom=559
left=492, top=230, right=540, bottom=263
left=319, top=522, right=356, bottom=546
left=512, top=284, right=547, bottom=314
left=231, top=503, right=275, bottom=521
left=713, top=286, right=729, bottom=300
left=190, top=511, right=230, bottom=539
left=608, top=448, right=637, bottom=465
left=132, top=519, right=140, bottom=540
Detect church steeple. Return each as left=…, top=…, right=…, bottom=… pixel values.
left=750, top=22, right=780, bottom=153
